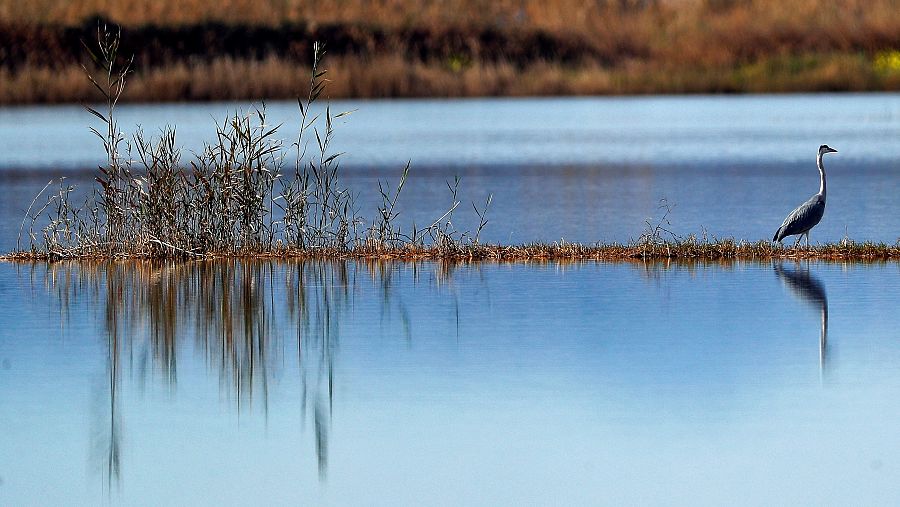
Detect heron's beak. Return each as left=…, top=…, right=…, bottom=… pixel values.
left=828, top=147, right=838, bottom=153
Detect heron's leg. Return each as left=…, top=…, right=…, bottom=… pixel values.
left=794, top=235, right=802, bottom=247
left=806, top=232, right=810, bottom=247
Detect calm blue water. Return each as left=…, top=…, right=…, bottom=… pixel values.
left=1, top=260, right=900, bottom=504
left=3, top=96, right=900, bottom=504
left=4, top=94, right=900, bottom=168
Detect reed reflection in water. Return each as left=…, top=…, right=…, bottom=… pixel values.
left=39, top=259, right=441, bottom=485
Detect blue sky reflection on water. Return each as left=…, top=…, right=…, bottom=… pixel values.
left=4, top=94, right=900, bottom=169
left=2, top=94, right=900, bottom=504
left=1, top=260, right=900, bottom=504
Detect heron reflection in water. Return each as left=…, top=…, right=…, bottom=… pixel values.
left=774, top=263, right=828, bottom=375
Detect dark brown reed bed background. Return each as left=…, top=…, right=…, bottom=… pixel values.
left=3, top=0, right=900, bottom=103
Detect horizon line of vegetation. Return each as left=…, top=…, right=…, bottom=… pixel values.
left=5, top=25, right=900, bottom=265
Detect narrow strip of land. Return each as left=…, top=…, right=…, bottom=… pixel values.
left=5, top=241, right=900, bottom=263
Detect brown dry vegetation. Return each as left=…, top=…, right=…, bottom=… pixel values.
left=3, top=0, right=900, bottom=102
left=7, top=239, right=900, bottom=263
left=5, top=53, right=900, bottom=104
left=0, top=0, right=896, bottom=42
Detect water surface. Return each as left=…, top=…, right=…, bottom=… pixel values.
left=3, top=95, right=900, bottom=505
left=1, top=260, right=900, bottom=504
left=4, top=94, right=900, bottom=168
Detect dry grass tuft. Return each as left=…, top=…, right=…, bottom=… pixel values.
left=5, top=28, right=498, bottom=261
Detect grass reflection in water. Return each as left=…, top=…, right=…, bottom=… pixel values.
left=35, top=259, right=444, bottom=485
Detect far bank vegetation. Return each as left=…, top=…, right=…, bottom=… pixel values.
left=3, top=0, right=900, bottom=103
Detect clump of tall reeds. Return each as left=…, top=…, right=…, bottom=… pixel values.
left=12, top=26, right=491, bottom=260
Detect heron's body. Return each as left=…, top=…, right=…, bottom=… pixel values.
left=773, top=145, right=837, bottom=245
left=773, top=194, right=825, bottom=243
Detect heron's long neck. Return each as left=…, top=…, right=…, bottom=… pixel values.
left=817, top=153, right=826, bottom=200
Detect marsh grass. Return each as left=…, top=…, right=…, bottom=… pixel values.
left=6, top=27, right=499, bottom=261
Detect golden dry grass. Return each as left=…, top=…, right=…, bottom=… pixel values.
left=2, top=51, right=896, bottom=104
left=6, top=239, right=900, bottom=264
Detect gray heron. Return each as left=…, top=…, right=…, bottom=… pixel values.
left=773, top=144, right=838, bottom=246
